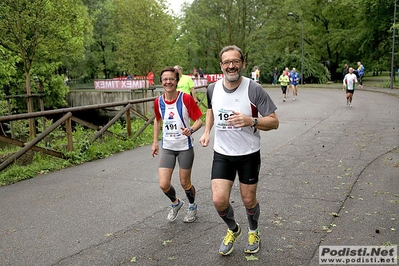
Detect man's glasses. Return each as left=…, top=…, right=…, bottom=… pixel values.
left=161, top=78, right=177, bottom=82
left=221, top=59, right=242, bottom=67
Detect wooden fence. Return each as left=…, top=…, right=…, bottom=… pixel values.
left=0, top=86, right=208, bottom=172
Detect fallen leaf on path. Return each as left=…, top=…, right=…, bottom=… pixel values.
left=245, top=255, right=259, bottom=261
left=163, top=240, right=172, bottom=246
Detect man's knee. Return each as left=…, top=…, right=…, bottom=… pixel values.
left=242, top=196, right=257, bottom=209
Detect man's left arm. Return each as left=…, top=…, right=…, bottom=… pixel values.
left=254, top=112, right=279, bottom=131
left=250, top=82, right=279, bottom=131
left=229, top=110, right=279, bottom=131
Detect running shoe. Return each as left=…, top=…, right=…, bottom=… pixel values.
left=167, top=199, right=184, bottom=222
left=293, top=97, right=296, bottom=101
left=349, top=103, right=352, bottom=108
left=244, top=230, right=261, bottom=254
left=183, top=203, right=197, bottom=223
left=283, top=98, right=286, bottom=102
left=219, top=224, right=242, bottom=255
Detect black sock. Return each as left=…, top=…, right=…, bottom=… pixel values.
left=164, top=186, right=177, bottom=203
left=246, top=202, right=260, bottom=231
left=184, top=185, right=196, bottom=204
left=217, top=204, right=237, bottom=231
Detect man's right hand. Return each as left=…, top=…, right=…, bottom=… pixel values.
left=199, top=134, right=210, bottom=147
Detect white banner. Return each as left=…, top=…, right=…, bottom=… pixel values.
left=94, top=79, right=148, bottom=90
left=94, top=74, right=224, bottom=90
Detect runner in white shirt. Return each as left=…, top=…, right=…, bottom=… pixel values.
left=343, top=67, right=358, bottom=107
left=199, top=45, right=279, bottom=255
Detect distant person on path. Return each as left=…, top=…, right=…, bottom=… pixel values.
left=175, top=65, right=198, bottom=103
left=272, top=67, right=278, bottom=85
left=152, top=66, right=203, bottom=223
left=278, top=70, right=290, bottom=102
left=354, top=61, right=365, bottom=88
left=290, top=68, right=300, bottom=100
left=342, top=64, right=349, bottom=90
left=284, top=67, right=291, bottom=97
left=199, top=45, right=279, bottom=255
left=343, top=67, right=358, bottom=107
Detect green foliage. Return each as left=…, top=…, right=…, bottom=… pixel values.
left=41, top=76, right=69, bottom=108
left=176, top=0, right=397, bottom=83
left=0, top=100, right=8, bottom=116
left=0, top=45, right=19, bottom=96
left=1, top=0, right=397, bottom=93
left=5, top=120, right=29, bottom=140
left=112, top=0, right=176, bottom=76
left=0, top=0, right=92, bottom=109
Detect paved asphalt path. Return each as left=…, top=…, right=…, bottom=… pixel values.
left=1, top=86, right=398, bottom=266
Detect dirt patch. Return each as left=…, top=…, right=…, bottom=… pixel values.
left=0, top=150, right=34, bottom=166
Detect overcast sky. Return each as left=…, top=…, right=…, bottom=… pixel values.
left=166, top=0, right=193, bottom=15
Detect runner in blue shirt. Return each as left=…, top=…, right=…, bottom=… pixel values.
left=290, top=68, right=300, bottom=100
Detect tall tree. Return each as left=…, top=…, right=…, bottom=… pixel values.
left=109, top=0, right=176, bottom=77
left=0, top=0, right=92, bottom=137
left=78, top=0, right=118, bottom=79
left=181, top=0, right=279, bottom=75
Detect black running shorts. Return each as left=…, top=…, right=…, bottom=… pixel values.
left=211, top=150, right=260, bottom=185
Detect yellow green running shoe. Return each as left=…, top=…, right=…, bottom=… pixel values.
left=219, top=224, right=241, bottom=255
left=244, top=230, right=260, bottom=254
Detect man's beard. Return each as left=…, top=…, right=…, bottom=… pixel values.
left=222, top=67, right=243, bottom=82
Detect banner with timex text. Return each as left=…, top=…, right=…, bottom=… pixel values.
left=94, top=74, right=224, bottom=90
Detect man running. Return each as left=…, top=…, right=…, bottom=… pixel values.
left=343, top=67, right=358, bottom=107
left=199, top=45, right=279, bottom=255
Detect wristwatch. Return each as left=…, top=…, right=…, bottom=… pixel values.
left=252, top=118, right=258, bottom=127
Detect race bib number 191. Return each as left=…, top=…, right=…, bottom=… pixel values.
left=164, top=120, right=180, bottom=138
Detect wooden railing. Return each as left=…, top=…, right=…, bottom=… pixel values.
left=0, top=85, right=208, bottom=172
